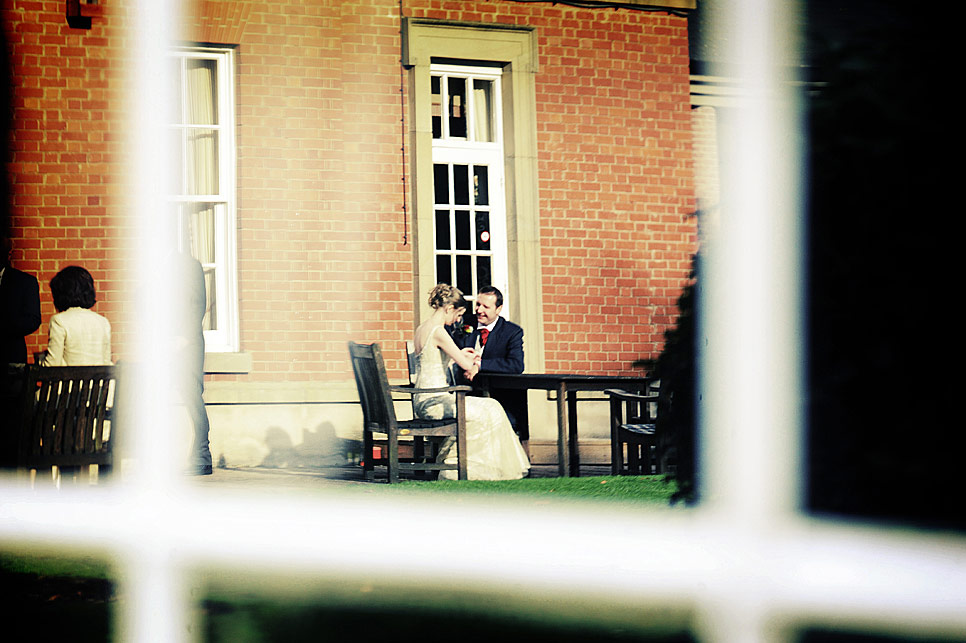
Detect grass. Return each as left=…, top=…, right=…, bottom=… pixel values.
left=1, top=474, right=686, bottom=641
left=394, top=473, right=679, bottom=504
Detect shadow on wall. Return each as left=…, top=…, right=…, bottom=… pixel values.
left=258, top=422, right=362, bottom=470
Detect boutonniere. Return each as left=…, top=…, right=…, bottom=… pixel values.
left=457, top=324, right=474, bottom=336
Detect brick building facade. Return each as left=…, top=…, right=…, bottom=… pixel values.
left=3, top=0, right=698, bottom=466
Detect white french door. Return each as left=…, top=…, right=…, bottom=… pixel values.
left=430, top=64, right=508, bottom=312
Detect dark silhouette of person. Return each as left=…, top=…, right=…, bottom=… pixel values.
left=0, top=236, right=42, bottom=467
left=0, top=236, right=41, bottom=365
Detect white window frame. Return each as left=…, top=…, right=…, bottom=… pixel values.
left=169, top=45, right=239, bottom=353
left=431, top=64, right=509, bottom=313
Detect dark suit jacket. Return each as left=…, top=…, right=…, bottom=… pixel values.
left=0, top=266, right=42, bottom=364
left=455, top=317, right=529, bottom=438
left=472, top=317, right=524, bottom=375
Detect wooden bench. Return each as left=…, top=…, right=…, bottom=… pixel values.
left=15, top=364, right=118, bottom=481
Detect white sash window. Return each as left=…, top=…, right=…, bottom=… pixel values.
left=169, top=46, right=239, bottom=352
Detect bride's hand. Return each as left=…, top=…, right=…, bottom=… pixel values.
left=461, top=347, right=477, bottom=358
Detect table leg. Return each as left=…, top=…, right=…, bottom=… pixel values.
left=556, top=381, right=569, bottom=477
left=568, top=389, right=580, bottom=477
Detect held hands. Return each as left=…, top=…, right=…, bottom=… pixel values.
left=461, top=347, right=481, bottom=381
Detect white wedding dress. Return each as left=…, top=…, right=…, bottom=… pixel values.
left=412, top=330, right=530, bottom=480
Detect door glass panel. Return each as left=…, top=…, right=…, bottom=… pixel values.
left=433, top=164, right=449, bottom=204
left=477, top=256, right=491, bottom=290
left=435, top=211, right=451, bottom=250
left=455, top=211, right=471, bottom=251
left=456, top=255, right=472, bottom=294
left=453, top=165, right=469, bottom=205
left=472, top=79, right=493, bottom=142
left=436, top=255, right=452, bottom=286
left=448, top=76, right=467, bottom=138
left=475, top=211, right=490, bottom=251
left=473, top=165, right=489, bottom=206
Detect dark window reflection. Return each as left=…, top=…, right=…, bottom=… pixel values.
left=455, top=211, right=470, bottom=251
left=435, top=210, right=451, bottom=250
left=434, top=164, right=449, bottom=204
left=448, top=76, right=466, bottom=138
left=456, top=255, right=471, bottom=294
left=473, top=165, right=489, bottom=205
left=453, top=165, right=469, bottom=205
left=436, top=255, right=451, bottom=286
left=475, top=211, right=490, bottom=251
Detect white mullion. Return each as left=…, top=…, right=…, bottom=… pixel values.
left=466, top=75, right=477, bottom=143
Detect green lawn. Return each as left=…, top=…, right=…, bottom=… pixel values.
left=1, top=474, right=687, bottom=642
left=394, top=473, right=678, bottom=504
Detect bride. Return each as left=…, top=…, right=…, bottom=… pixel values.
left=412, top=284, right=530, bottom=480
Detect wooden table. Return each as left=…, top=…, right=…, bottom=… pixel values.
left=475, top=373, right=651, bottom=477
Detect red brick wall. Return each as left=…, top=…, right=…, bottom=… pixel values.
left=3, top=0, right=133, bottom=362
left=4, top=0, right=695, bottom=383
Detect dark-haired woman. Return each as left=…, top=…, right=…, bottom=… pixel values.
left=39, top=266, right=111, bottom=366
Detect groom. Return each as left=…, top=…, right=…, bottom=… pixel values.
left=455, top=286, right=530, bottom=455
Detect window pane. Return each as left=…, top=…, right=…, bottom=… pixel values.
left=473, top=165, right=489, bottom=206
left=477, top=255, right=491, bottom=290
left=436, top=255, right=452, bottom=286
left=448, top=76, right=467, bottom=138
left=170, top=129, right=184, bottom=193
left=202, top=266, right=217, bottom=331
left=169, top=58, right=183, bottom=124
left=431, top=75, right=442, bottom=139
left=475, top=211, right=490, bottom=251
left=453, top=165, right=469, bottom=205
left=472, top=79, right=493, bottom=142
left=433, top=164, right=449, bottom=204
left=186, top=203, right=217, bottom=264
left=455, top=211, right=471, bottom=251
left=186, top=128, right=219, bottom=195
left=186, top=58, right=217, bottom=125
left=455, top=255, right=471, bottom=294
left=435, top=210, right=451, bottom=250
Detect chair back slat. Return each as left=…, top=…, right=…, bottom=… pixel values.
left=17, top=365, right=117, bottom=468
left=348, top=342, right=397, bottom=433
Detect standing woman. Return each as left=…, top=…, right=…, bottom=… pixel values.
left=39, top=266, right=111, bottom=366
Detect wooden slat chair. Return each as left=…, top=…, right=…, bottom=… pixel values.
left=349, top=341, right=468, bottom=483
left=17, top=365, right=118, bottom=479
left=606, top=382, right=663, bottom=475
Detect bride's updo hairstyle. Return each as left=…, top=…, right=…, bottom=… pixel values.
left=428, top=283, right=465, bottom=310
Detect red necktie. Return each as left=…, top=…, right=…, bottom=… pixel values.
left=479, top=328, right=489, bottom=346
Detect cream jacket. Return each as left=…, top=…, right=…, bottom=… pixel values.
left=40, top=307, right=112, bottom=366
